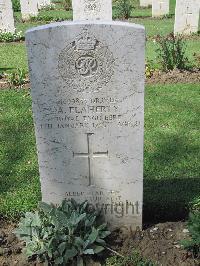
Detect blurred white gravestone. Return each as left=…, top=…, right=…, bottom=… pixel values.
left=38, top=0, right=51, bottom=9
left=140, top=0, right=152, bottom=7
left=152, top=0, right=169, bottom=17
left=72, top=0, right=112, bottom=21
left=0, top=0, right=15, bottom=33
left=20, top=0, right=38, bottom=21
left=174, top=0, right=200, bottom=35
left=26, top=5, right=145, bottom=230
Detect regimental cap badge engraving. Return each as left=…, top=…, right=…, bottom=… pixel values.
left=84, top=0, right=101, bottom=14
left=75, top=33, right=97, bottom=51
left=58, top=29, right=114, bottom=93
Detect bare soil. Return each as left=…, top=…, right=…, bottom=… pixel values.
left=0, top=78, right=30, bottom=90
left=113, top=222, right=199, bottom=266
left=0, top=220, right=199, bottom=266
left=146, top=69, right=200, bottom=85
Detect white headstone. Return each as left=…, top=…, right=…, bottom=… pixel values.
left=26, top=21, right=145, bottom=230
left=26, top=20, right=145, bottom=231
left=140, top=0, right=152, bottom=7
left=174, top=0, right=200, bottom=35
left=0, top=0, right=15, bottom=33
left=20, top=0, right=38, bottom=21
left=72, top=0, right=112, bottom=21
left=152, top=0, right=169, bottom=17
left=38, top=0, right=51, bottom=9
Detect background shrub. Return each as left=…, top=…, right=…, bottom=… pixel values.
left=181, top=211, right=200, bottom=258
left=0, top=31, right=24, bottom=43
left=62, top=0, right=72, bottom=11
left=156, top=33, right=190, bottom=71
left=12, top=0, right=21, bottom=12
left=114, top=0, right=134, bottom=19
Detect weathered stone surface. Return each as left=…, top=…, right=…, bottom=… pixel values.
left=26, top=21, right=145, bottom=230
left=140, top=0, right=152, bottom=7
left=152, top=0, right=169, bottom=17
left=72, top=0, right=112, bottom=21
left=0, top=0, right=15, bottom=33
left=174, top=0, right=200, bottom=35
left=20, top=0, right=38, bottom=21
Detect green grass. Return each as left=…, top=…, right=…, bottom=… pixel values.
left=14, top=10, right=72, bottom=35
left=0, top=90, right=40, bottom=218
left=131, top=17, right=175, bottom=36
left=0, top=43, right=28, bottom=72
left=144, top=84, right=200, bottom=221
left=38, top=9, right=72, bottom=20
left=16, top=21, right=47, bottom=36
left=0, top=84, right=199, bottom=220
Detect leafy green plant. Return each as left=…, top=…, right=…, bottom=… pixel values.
left=105, top=250, right=154, bottom=266
left=8, top=68, right=27, bottom=87
left=145, top=61, right=155, bottom=78
left=12, top=0, right=21, bottom=12
left=193, top=53, right=200, bottom=69
left=181, top=212, right=200, bottom=258
left=30, top=14, right=55, bottom=22
left=190, top=196, right=200, bottom=212
left=0, top=31, right=24, bottom=42
left=156, top=33, right=190, bottom=71
left=15, top=199, right=110, bottom=265
left=30, top=14, right=65, bottom=22
left=115, top=0, right=134, bottom=19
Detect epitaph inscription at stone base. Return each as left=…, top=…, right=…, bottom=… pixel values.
left=72, top=0, right=112, bottom=21
left=26, top=21, right=145, bottom=230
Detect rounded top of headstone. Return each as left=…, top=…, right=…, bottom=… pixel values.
left=25, top=20, right=145, bottom=37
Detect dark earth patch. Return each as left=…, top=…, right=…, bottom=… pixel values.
left=146, top=69, right=200, bottom=85
left=0, top=219, right=199, bottom=265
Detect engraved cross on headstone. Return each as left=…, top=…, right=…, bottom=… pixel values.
left=186, top=4, right=193, bottom=27
left=159, top=1, right=165, bottom=10
left=186, top=4, right=193, bottom=15
left=73, top=133, right=108, bottom=186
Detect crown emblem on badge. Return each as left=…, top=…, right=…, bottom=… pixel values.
left=75, top=33, right=97, bottom=51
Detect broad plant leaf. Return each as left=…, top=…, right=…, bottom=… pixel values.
left=83, top=248, right=95, bottom=255
left=15, top=199, right=110, bottom=265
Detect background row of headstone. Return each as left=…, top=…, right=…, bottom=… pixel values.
left=140, top=0, right=200, bottom=35
left=0, top=0, right=199, bottom=35
left=0, top=0, right=51, bottom=33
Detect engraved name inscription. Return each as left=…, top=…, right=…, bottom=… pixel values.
left=37, top=95, right=141, bottom=130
